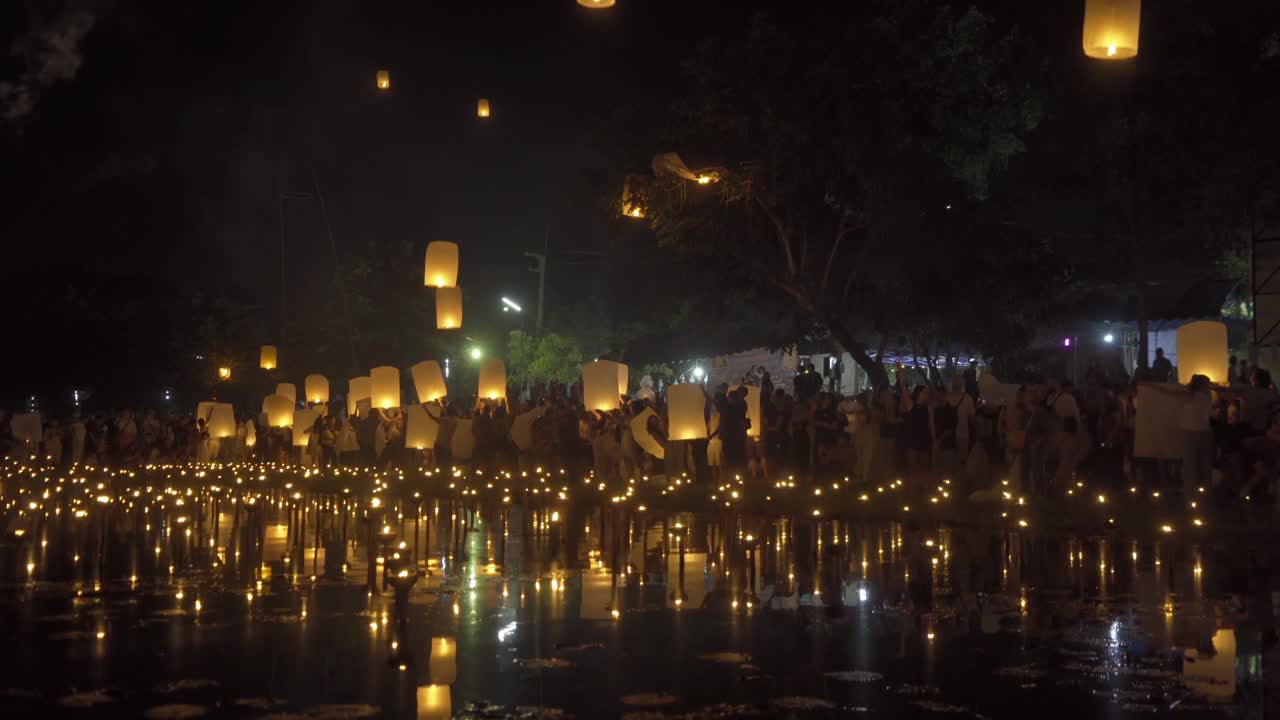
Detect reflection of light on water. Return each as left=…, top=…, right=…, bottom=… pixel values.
left=1184, top=629, right=1235, bottom=700
left=497, top=621, right=517, bottom=642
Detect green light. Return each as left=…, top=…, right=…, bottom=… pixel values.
left=469, top=347, right=483, bottom=361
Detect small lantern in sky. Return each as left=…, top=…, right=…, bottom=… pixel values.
left=404, top=405, right=440, bottom=450
left=218, top=366, right=232, bottom=380
left=275, top=383, right=297, bottom=404
left=1082, top=0, right=1141, bottom=60
left=666, top=383, right=707, bottom=440
left=436, top=286, right=463, bottom=329
left=348, top=376, right=371, bottom=416
left=411, top=360, right=448, bottom=402
left=260, top=345, right=278, bottom=370
left=424, top=241, right=459, bottom=288
left=477, top=98, right=490, bottom=118
left=577, top=0, right=616, bottom=7
left=305, top=374, right=330, bottom=404
left=376, top=69, right=391, bottom=90
left=1175, top=320, right=1228, bottom=384
left=583, top=360, right=624, bottom=411
left=478, top=358, right=506, bottom=401
left=264, top=395, right=294, bottom=428
left=370, top=366, right=401, bottom=409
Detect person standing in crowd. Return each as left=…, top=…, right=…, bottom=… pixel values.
left=721, top=386, right=749, bottom=476
left=706, top=399, right=723, bottom=484
left=116, top=409, right=138, bottom=462
left=1045, top=378, right=1081, bottom=490
left=1150, top=348, right=1173, bottom=383
left=1181, top=375, right=1213, bottom=495
left=358, top=407, right=380, bottom=467
left=69, top=412, right=86, bottom=465
left=946, top=375, right=975, bottom=478
left=901, top=383, right=934, bottom=492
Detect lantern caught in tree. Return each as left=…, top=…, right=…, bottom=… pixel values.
left=411, top=361, right=448, bottom=402
left=478, top=358, right=506, bottom=401
left=264, top=395, right=294, bottom=428
left=260, top=345, right=278, bottom=370
left=1082, top=0, right=1140, bottom=60
left=667, top=383, right=708, bottom=440
left=305, top=374, right=330, bottom=404
left=348, top=376, right=371, bottom=416
left=477, top=98, right=490, bottom=118
left=436, top=286, right=463, bottom=329
left=424, top=241, right=459, bottom=288
left=621, top=177, right=644, bottom=219
left=370, top=366, right=401, bottom=409
left=1175, top=321, right=1228, bottom=385
left=376, top=69, right=390, bottom=90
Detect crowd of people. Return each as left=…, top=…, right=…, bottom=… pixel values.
left=4, top=352, right=1278, bottom=504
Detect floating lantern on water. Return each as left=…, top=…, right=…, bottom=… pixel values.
left=667, top=383, right=707, bottom=440
left=478, top=358, right=506, bottom=400
left=264, top=395, right=294, bottom=428
left=436, top=287, right=463, bottom=329
left=1082, top=0, right=1140, bottom=60
left=477, top=98, right=490, bottom=118
left=1176, top=320, right=1229, bottom=384
left=428, top=637, right=457, bottom=684
left=583, top=360, right=626, bottom=411
left=348, top=376, right=371, bottom=416
left=404, top=405, right=440, bottom=450
left=424, top=241, right=459, bottom=288
left=417, top=684, right=451, bottom=720
left=370, top=366, right=401, bottom=409
left=260, top=345, right=277, bottom=370
left=376, top=69, right=390, bottom=90
left=304, top=374, right=330, bottom=404
left=275, top=383, right=296, bottom=404
left=411, top=360, right=448, bottom=402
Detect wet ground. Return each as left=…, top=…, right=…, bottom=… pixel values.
left=0, top=465, right=1275, bottom=718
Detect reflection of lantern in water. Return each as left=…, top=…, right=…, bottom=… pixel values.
left=404, top=405, right=440, bottom=450
left=416, top=684, right=451, bottom=720
left=348, top=376, right=371, bottom=416
left=370, top=366, right=401, bottom=409
left=1175, top=320, right=1228, bottom=385
left=264, top=395, right=294, bottom=428
left=476, top=98, right=490, bottom=118
left=583, top=360, right=625, bottom=411
left=1082, top=0, right=1140, bottom=60
left=478, top=358, right=506, bottom=400
left=260, top=345, right=278, bottom=370
left=275, top=383, right=297, bottom=404
left=436, top=287, right=463, bottom=329
left=423, top=241, right=459, bottom=288
left=411, top=361, right=448, bottom=402
left=428, top=636, right=457, bottom=684
left=376, top=69, right=391, bottom=90
left=304, top=374, right=330, bottom=404
left=666, top=383, right=707, bottom=440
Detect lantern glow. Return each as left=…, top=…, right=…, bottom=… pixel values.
left=667, top=383, right=708, bottom=440
left=411, top=361, right=448, bottom=402
left=304, top=374, right=330, bottom=404
left=436, top=286, right=463, bottom=329
left=404, top=405, right=440, bottom=450
left=275, top=383, right=297, bottom=404
left=348, top=376, right=371, bottom=416
left=376, top=69, right=390, bottom=90
left=478, top=358, right=506, bottom=401
left=218, top=366, right=231, bottom=380
left=577, top=0, right=616, bottom=8
left=263, top=395, right=294, bottom=428
left=1082, top=0, right=1141, bottom=60
left=583, top=360, right=626, bottom=411
left=477, top=98, right=490, bottom=118
left=417, top=684, right=451, bottom=720
left=1175, top=320, right=1229, bottom=384
left=370, top=366, right=401, bottom=409
left=428, top=637, right=457, bottom=684
left=259, top=345, right=277, bottom=370
left=424, top=241, right=460, bottom=288
left=207, top=403, right=237, bottom=439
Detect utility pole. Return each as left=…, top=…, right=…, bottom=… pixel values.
left=525, top=227, right=549, bottom=338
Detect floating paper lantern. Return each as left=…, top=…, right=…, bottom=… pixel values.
left=260, top=345, right=278, bottom=370
left=1082, top=0, right=1141, bottom=60
left=417, top=685, right=451, bottom=720
left=404, top=405, right=440, bottom=450
left=577, top=0, right=616, bottom=7
left=348, top=376, right=371, bottom=416
left=293, top=408, right=318, bottom=446
left=264, top=395, right=294, bottom=428
left=511, top=406, right=547, bottom=451
left=376, top=69, right=390, bottom=90
left=197, top=401, right=217, bottom=424
left=1175, top=320, right=1228, bottom=384
left=370, top=366, right=401, bottom=409
left=630, top=407, right=664, bottom=459
left=245, top=419, right=257, bottom=447
left=617, top=363, right=630, bottom=396
left=304, top=374, right=330, bottom=404
left=411, top=361, right=448, bottom=402
left=275, top=383, right=296, bottom=404
left=436, top=286, right=463, bottom=329
left=208, top=403, right=237, bottom=439
left=477, top=98, right=490, bottom=118
left=666, top=383, right=707, bottom=440
left=732, top=385, right=762, bottom=438
left=583, top=360, right=624, bottom=411
left=218, top=366, right=232, bottom=380
left=428, top=637, right=457, bottom=685
left=621, top=177, right=644, bottom=219
left=478, top=358, right=506, bottom=400
left=424, top=241, right=459, bottom=289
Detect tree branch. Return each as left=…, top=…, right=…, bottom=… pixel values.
left=821, top=214, right=850, bottom=294
left=754, top=196, right=796, bottom=277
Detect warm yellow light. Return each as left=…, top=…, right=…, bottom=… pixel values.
left=218, top=366, right=232, bottom=380
left=436, top=286, right=463, bottom=329
left=1175, top=320, right=1229, bottom=384
left=259, top=345, right=278, bottom=370
left=376, top=69, right=390, bottom=90
left=1082, top=0, right=1141, bottom=60
left=423, top=241, right=459, bottom=289
left=477, top=98, right=490, bottom=118
left=577, top=0, right=615, bottom=7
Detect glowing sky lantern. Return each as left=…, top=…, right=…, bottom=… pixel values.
left=436, top=286, right=463, bottom=329
left=424, top=241, right=459, bottom=288
left=404, top=405, right=440, bottom=450
left=376, top=69, right=390, bottom=90
left=263, top=395, right=294, bottom=428
left=621, top=177, right=644, bottom=219
left=583, top=360, right=624, bottom=411
left=617, top=362, right=630, bottom=396
left=348, top=376, right=371, bottom=416
left=293, top=408, right=318, bottom=446
left=304, top=374, right=330, bottom=404
left=577, top=0, right=616, bottom=7
left=260, top=345, right=278, bottom=370
left=207, top=403, right=237, bottom=439
left=370, top=366, right=401, bottom=409
left=666, top=383, right=708, bottom=440
left=478, top=358, right=506, bottom=401
left=477, top=98, right=490, bottom=118
left=1082, top=0, right=1140, bottom=60
left=411, top=360, right=448, bottom=402
left=275, top=383, right=296, bottom=404
left=1175, top=320, right=1229, bottom=385
left=244, top=419, right=257, bottom=447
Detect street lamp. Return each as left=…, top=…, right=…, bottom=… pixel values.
left=469, top=347, right=484, bottom=361
left=501, top=297, right=523, bottom=313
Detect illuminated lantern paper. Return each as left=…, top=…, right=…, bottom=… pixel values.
left=428, top=637, right=457, bottom=684
left=348, top=376, right=371, bottom=416
left=617, top=363, right=630, bottom=396
left=621, top=177, right=644, bottom=219
left=478, top=358, right=506, bottom=400
left=1175, top=320, right=1229, bottom=384
left=411, top=361, right=448, bottom=402
left=577, top=0, right=615, bottom=7
left=305, top=374, right=330, bottom=404
left=476, top=98, right=490, bottom=118
left=1082, top=0, right=1141, bottom=60
left=208, top=403, right=237, bottom=439
left=376, top=69, right=390, bottom=90
left=260, top=345, right=278, bottom=370
left=666, top=383, right=707, bottom=440
left=276, top=383, right=297, bottom=404
left=245, top=419, right=257, bottom=447
left=416, top=685, right=451, bottom=720
left=510, top=406, right=547, bottom=451
left=196, top=401, right=217, bottom=424
left=370, top=366, right=401, bottom=409
left=424, top=241, right=459, bottom=289
left=732, top=384, right=762, bottom=438
left=293, top=408, right=318, bottom=446
left=436, top=286, right=463, bottom=329
left=404, top=404, right=440, bottom=450
left=583, top=360, right=624, bottom=411
left=11, top=411, right=41, bottom=444
left=264, top=395, right=294, bottom=428
left=451, top=419, right=475, bottom=460
left=630, top=407, right=664, bottom=459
